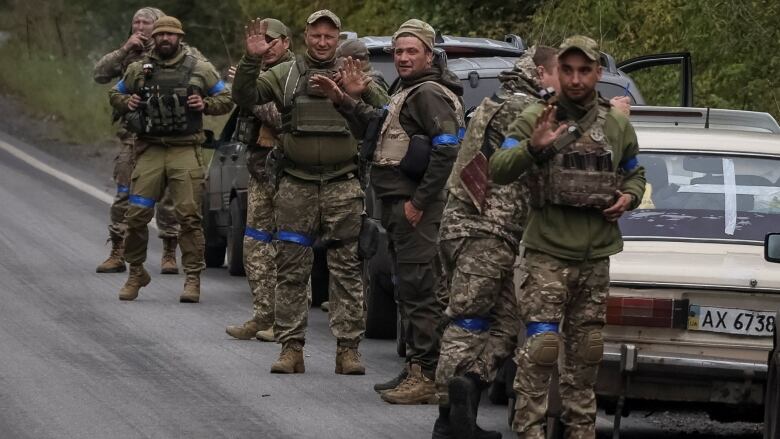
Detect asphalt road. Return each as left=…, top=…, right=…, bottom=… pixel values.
left=0, top=134, right=764, bottom=438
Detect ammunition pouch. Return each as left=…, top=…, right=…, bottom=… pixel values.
left=358, top=216, right=381, bottom=260
left=235, top=114, right=260, bottom=145
left=283, top=94, right=349, bottom=137
left=399, top=135, right=432, bottom=182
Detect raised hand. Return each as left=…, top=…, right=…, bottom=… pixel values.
left=530, top=105, right=568, bottom=152
left=123, top=32, right=147, bottom=52
left=309, top=74, right=345, bottom=105
left=244, top=18, right=279, bottom=57
left=339, top=57, right=371, bottom=99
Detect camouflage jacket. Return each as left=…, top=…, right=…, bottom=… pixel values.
left=440, top=54, right=540, bottom=248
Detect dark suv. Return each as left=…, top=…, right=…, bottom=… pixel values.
left=201, top=32, right=694, bottom=343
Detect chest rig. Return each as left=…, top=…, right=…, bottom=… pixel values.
left=281, top=57, right=350, bottom=137
left=528, top=104, right=619, bottom=209
left=373, top=81, right=464, bottom=166
left=131, top=54, right=202, bottom=136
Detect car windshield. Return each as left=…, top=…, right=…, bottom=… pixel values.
left=619, top=152, right=780, bottom=243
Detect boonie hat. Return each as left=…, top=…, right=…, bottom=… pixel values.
left=392, top=19, right=435, bottom=51
left=558, top=35, right=600, bottom=61
left=306, top=10, right=341, bottom=29
left=264, top=18, right=289, bottom=39
left=152, top=16, right=185, bottom=36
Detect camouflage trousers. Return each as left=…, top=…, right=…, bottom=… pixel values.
left=125, top=142, right=205, bottom=273
left=434, top=236, right=519, bottom=405
left=243, top=173, right=276, bottom=329
left=273, top=175, right=365, bottom=346
left=512, top=249, right=610, bottom=439
left=108, top=131, right=178, bottom=242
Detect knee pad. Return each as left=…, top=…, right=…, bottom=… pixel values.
left=526, top=332, right=560, bottom=366
left=579, top=329, right=604, bottom=365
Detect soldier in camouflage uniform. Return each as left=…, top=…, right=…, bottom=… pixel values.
left=313, top=19, right=464, bottom=405
left=233, top=11, right=388, bottom=375
left=431, top=47, right=560, bottom=439
left=225, top=19, right=294, bottom=343
left=490, top=36, right=646, bottom=439
left=93, top=7, right=182, bottom=275
left=109, top=16, right=233, bottom=303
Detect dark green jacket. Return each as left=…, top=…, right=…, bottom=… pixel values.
left=338, top=65, right=464, bottom=211
left=490, top=94, right=646, bottom=261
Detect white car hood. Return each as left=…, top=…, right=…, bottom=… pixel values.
left=611, top=241, right=780, bottom=291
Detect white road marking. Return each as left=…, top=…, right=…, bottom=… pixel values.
left=0, top=137, right=159, bottom=229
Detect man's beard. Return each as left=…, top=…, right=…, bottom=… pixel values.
left=157, top=41, right=179, bottom=59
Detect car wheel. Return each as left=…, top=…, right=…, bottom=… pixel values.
left=204, top=245, right=225, bottom=268
left=365, top=257, right=397, bottom=339
left=226, top=197, right=245, bottom=276
left=310, top=243, right=328, bottom=308
left=766, top=312, right=779, bottom=439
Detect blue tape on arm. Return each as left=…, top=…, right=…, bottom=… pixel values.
left=501, top=137, right=520, bottom=149
left=621, top=156, right=638, bottom=172
left=208, top=80, right=226, bottom=96
left=432, top=134, right=460, bottom=146
left=129, top=194, right=155, bottom=209
left=526, top=322, right=559, bottom=337
left=457, top=127, right=466, bottom=141
left=452, top=317, right=490, bottom=332
left=244, top=226, right=273, bottom=243
left=116, top=185, right=130, bottom=194
left=115, top=79, right=128, bottom=94
left=274, top=230, right=314, bottom=247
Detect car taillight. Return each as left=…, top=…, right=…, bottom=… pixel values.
left=606, top=296, right=689, bottom=330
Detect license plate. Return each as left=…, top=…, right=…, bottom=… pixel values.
left=688, top=305, right=776, bottom=336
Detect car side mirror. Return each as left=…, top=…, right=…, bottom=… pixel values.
left=765, top=233, right=780, bottom=263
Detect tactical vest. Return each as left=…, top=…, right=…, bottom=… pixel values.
left=528, top=104, right=620, bottom=209
left=133, top=54, right=202, bottom=136
left=373, top=81, right=464, bottom=166
left=278, top=56, right=357, bottom=179
left=447, top=95, right=505, bottom=211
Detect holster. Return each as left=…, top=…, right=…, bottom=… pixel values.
left=358, top=216, right=381, bottom=260
left=359, top=107, right=389, bottom=164
left=235, top=114, right=260, bottom=145
left=264, top=147, right=286, bottom=190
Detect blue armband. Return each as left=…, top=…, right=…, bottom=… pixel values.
left=129, top=194, right=155, bottom=209
left=274, top=230, right=314, bottom=247
left=621, top=157, right=639, bottom=172
left=208, top=80, right=226, bottom=96
left=526, top=322, right=559, bottom=337
left=501, top=137, right=521, bottom=149
left=115, top=79, right=129, bottom=95
left=453, top=317, right=490, bottom=332
left=245, top=227, right=273, bottom=243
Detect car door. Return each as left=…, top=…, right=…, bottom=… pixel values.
left=617, top=52, right=693, bottom=107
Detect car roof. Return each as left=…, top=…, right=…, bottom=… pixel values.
left=347, top=34, right=525, bottom=57
left=636, top=126, right=780, bottom=156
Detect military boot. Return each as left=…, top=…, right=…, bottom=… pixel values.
left=255, top=327, right=274, bottom=342
left=449, top=375, right=502, bottom=439
left=97, top=239, right=126, bottom=273
left=380, top=363, right=438, bottom=405
left=335, top=344, right=366, bottom=375
left=226, top=320, right=259, bottom=340
left=179, top=273, right=200, bottom=303
left=118, top=264, right=151, bottom=301
left=270, top=341, right=305, bottom=374
left=160, top=237, right=179, bottom=274
left=374, top=364, right=409, bottom=393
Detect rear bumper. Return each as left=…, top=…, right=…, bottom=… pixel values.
left=597, top=343, right=767, bottom=406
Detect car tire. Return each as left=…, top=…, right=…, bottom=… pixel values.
left=365, top=258, right=397, bottom=339
left=226, top=197, right=245, bottom=276
left=205, top=245, right=225, bottom=268
left=766, top=312, right=779, bottom=439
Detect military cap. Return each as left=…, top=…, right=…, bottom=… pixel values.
left=336, top=39, right=369, bottom=59
left=133, top=7, right=165, bottom=22
left=558, top=35, right=600, bottom=62
left=152, top=16, right=185, bottom=36
left=306, top=10, right=341, bottom=29
left=393, top=19, right=435, bottom=51
left=263, top=18, right=289, bottom=39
